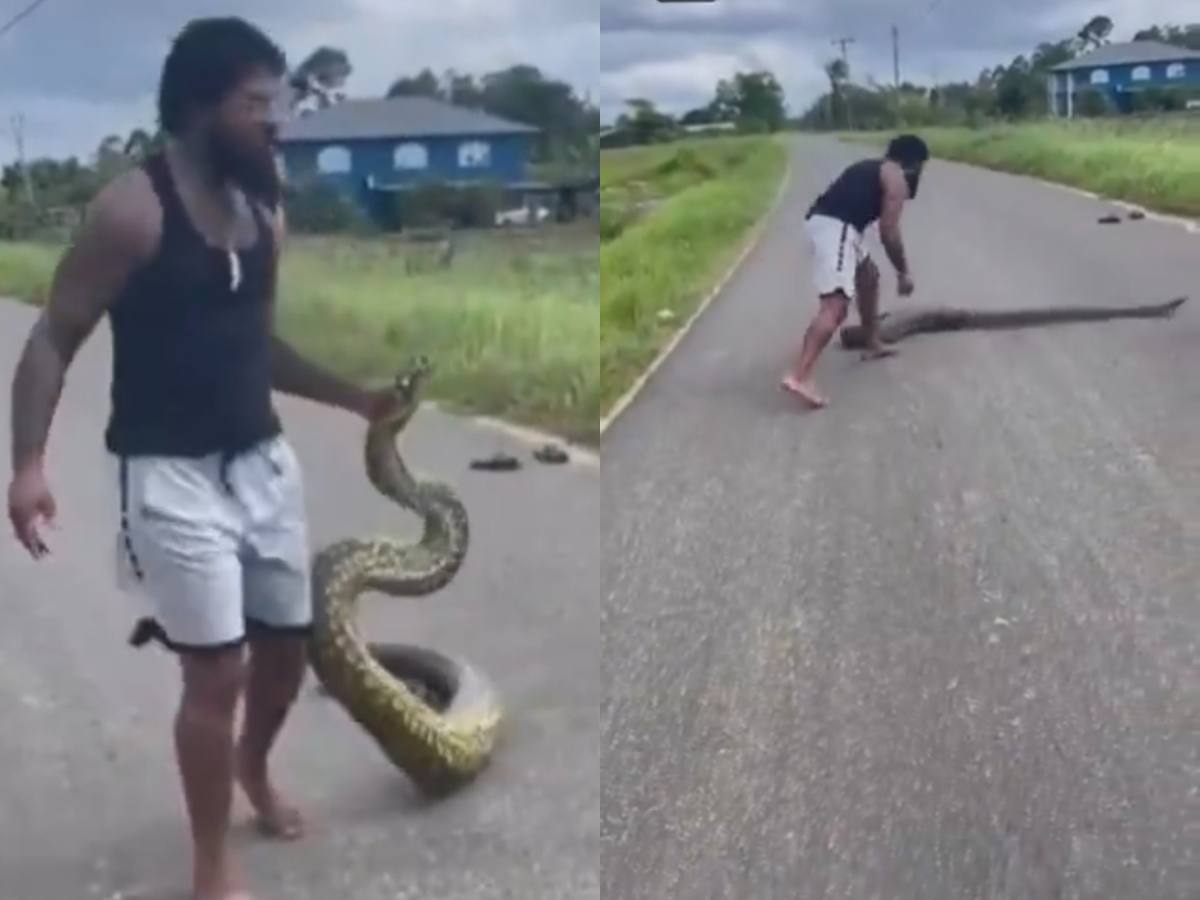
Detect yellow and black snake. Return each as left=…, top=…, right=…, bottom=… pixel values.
left=307, top=357, right=501, bottom=793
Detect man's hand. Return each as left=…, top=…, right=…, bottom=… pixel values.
left=7, top=463, right=56, bottom=558
left=897, top=271, right=915, bottom=297
left=357, top=386, right=405, bottom=423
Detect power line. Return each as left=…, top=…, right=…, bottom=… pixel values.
left=0, top=0, right=53, bottom=41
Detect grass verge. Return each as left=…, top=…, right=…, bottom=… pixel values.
left=846, top=120, right=1200, bottom=217
left=0, top=226, right=599, bottom=445
left=599, top=135, right=788, bottom=418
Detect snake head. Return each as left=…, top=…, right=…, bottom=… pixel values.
left=393, top=357, right=434, bottom=399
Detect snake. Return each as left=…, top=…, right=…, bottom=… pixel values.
left=838, top=297, right=1187, bottom=350
left=307, top=356, right=502, bottom=794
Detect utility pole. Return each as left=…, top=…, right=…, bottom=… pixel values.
left=831, top=36, right=855, bottom=66
left=831, top=36, right=855, bottom=129
left=892, top=25, right=901, bottom=89
left=9, top=114, right=36, bottom=206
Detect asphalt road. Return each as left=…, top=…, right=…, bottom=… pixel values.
left=0, top=299, right=598, bottom=900
left=601, top=137, right=1199, bottom=900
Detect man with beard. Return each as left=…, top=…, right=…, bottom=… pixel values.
left=780, top=134, right=929, bottom=409
left=6, top=17, right=401, bottom=900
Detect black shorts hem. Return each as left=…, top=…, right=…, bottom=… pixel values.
left=245, top=616, right=313, bottom=638
left=127, top=617, right=246, bottom=655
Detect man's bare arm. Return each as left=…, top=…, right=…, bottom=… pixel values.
left=263, top=204, right=373, bottom=417
left=10, top=174, right=158, bottom=473
left=878, top=162, right=910, bottom=276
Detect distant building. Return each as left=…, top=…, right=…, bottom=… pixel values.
left=1048, top=40, right=1200, bottom=117
left=276, top=95, right=539, bottom=222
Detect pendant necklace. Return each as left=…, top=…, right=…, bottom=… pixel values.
left=225, top=197, right=242, bottom=292
left=228, top=247, right=242, bottom=292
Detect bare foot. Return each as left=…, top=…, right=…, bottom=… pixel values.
left=193, top=856, right=254, bottom=900
left=780, top=375, right=827, bottom=409
left=861, top=343, right=897, bottom=361
left=235, top=748, right=305, bottom=841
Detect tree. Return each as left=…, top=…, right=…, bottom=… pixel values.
left=446, top=70, right=485, bottom=108
left=721, top=71, right=787, bottom=131
left=1077, top=16, right=1114, bottom=50
left=1032, top=39, right=1076, bottom=71
left=478, top=65, right=591, bottom=161
left=289, top=47, right=352, bottom=112
left=387, top=68, right=443, bottom=99
left=680, top=106, right=715, bottom=126
left=1134, top=24, right=1200, bottom=50
left=614, top=99, right=676, bottom=145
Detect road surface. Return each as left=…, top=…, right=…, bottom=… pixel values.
left=0, top=299, right=598, bottom=900
left=601, top=137, right=1199, bottom=900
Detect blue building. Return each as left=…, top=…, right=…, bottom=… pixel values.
left=277, top=95, right=539, bottom=222
left=1048, top=40, right=1200, bottom=117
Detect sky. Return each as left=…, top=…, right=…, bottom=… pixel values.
left=0, top=0, right=598, bottom=165
left=599, top=0, right=1199, bottom=124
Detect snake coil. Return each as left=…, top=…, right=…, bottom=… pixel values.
left=308, top=357, right=501, bottom=794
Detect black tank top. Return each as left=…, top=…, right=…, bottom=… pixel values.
left=104, top=153, right=282, bottom=458
left=807, top=159, right=884, bottom=232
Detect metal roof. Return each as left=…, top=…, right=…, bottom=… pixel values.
left=1050, top=40, right=1200, bottom=71
left=279, top=96, right=539, bottom=143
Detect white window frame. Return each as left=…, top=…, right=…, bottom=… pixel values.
left=1089, top=68, right=1109, bottom=85
left=393, top=142, right=429, bottom=170
left=316, top=145, right=352, bottom=174
left=458, top=139, right=492, bottom=169
left=1166, top=62, right=1186, bottom=80
left=1131, top=65, right=1151, bottom=82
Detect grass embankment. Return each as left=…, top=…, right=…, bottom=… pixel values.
left=847, top=119, right=1200, bottom=217
left=0, top=225, right=599, bottom=444
left=599, top=135, right=788, bottom=417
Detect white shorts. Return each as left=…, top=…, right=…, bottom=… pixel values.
left=113, top=435, right=312, bottom=652
left=805, top=214, right=872, bottom=300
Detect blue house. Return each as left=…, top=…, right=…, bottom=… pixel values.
left=1048, top=40, right=1200, bottom=116
left=277, top=95, right=539, bottom=222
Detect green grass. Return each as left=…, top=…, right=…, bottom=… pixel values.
left=0, top=225, right=599, bottom=445
left=600, top=136, right=788, bottom=415
left=847, top=119, right=1200, bottom=217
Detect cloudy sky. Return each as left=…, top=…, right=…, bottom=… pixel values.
left=0, top=0, right=598, bottom=165
left=599, top=0, right=1198, bottom=123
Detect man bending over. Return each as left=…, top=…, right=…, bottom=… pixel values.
left=781, top=134, right=929, bottom=409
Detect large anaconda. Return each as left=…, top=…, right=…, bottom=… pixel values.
left=308, top=357, right=501, bottom=793
left=839, top=296, right=1187, bottom=350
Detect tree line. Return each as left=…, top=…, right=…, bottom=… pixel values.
left=602, top=70, right=787, bottom=147
left=800, top=17, right=1200, bottom=131
left=1, top=46, right=598, bottom=236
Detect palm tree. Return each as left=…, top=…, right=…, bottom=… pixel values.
left=1077, top=16, right=1113, bottom=51
left=289, top=47, right=352, bottom=113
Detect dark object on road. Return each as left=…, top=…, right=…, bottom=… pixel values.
left=839, top=297, right=1187, bottom=349
left=534, top=443, right=570, bottom=465
left=1128, top=210, right=1146, bottom=221
left=470, top=452, right=521, bottom=471
left=1097, top=213, right=1122, bottom=224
